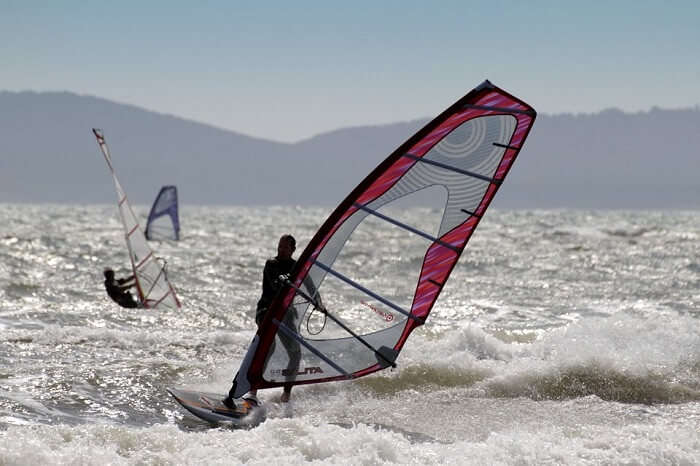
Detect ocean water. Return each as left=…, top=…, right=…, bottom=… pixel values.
left=0, top=203, right=698, bottom=465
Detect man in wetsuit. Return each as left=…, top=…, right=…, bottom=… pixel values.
left=254, top=234, right=298, bottom=328
left=103, top=268, right=139, bottom=308
left=223, top=234, right=307, bottom=407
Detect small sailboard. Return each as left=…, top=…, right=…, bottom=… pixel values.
left=92, top=129, right=182, bottom=310
left=167, top=388, right=266, bottom=427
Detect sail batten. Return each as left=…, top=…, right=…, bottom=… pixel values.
left=231, top=81, right=536, bottom=398
left=352, top=202, right=460, bottom=252
left=403, top=152, right=501, bottom=184
left=461, top=103, right=535, bottom=115
left=313, top=260, right=418, bottom=322
left=135, top=251, right=153, bottom=270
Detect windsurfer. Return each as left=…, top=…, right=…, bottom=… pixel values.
left=224, top=234, right=319, bottom=407
left=103, top=267, right=139, bottom=308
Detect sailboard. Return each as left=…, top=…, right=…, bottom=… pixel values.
left=171, top=80, right=536, bottom=425
left=227, top=79, right=537, bottom=397
left=167, top=388, right=265, bottom=427
left=93, top=129, right=182, bottom=310
left=145, top=186, right=180, bottom=241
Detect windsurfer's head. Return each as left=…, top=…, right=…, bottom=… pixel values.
left=103, top=268, right=115, bottom=279
left=277, top=234, right=296, bottom=259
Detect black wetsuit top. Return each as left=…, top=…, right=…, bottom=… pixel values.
left=255, top=257, right=296, bottom=325
left=104, top=278, right=138, bottom=308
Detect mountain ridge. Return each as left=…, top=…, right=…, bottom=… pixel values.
left=1, top=90, right=698, bottom=209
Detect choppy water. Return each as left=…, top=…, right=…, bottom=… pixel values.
left=0, top=204, right=698, bottom=465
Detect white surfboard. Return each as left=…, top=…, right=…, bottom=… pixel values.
left=168, top=387, right=266, bottom=427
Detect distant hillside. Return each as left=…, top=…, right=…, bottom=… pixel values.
left=1, top=91, right=698, bottom=209
left=503, top=108, right=700, bottom=209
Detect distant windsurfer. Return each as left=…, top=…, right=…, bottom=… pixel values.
left=224, top=234, right=319, bottom=407
left=103, top=267, right=139, bottom=308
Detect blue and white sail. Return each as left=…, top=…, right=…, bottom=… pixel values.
left=145, top=186, right=180, bottom=241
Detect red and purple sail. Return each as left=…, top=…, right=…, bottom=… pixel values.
left=231, top=80, right=536, bottom=397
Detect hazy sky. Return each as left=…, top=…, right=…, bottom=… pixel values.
left=2, top=1, right=698, bottom=142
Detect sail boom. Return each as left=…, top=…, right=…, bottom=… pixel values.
left=274, top=319, right=352, bottom=378
left=281, top=276, right=399, bottom=368
left=492, top=142, right=521, bottom=151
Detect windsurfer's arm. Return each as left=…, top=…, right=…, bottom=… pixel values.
left=302, top=274, right=323, bottom=310
left=118, top=274, right=136, bottom=288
